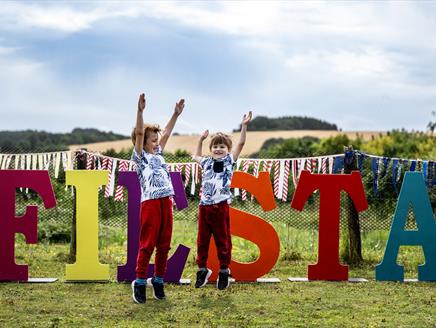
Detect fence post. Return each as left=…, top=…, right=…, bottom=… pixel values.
left=342, top=146, right=363, bottom=264
left=69, top=149, right=87, bottom=262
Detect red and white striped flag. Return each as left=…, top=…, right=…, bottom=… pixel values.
left=196, top=163, right=202, bottom=197
left=184, top=163, right=191, bottom=188
left=104, top=158, right=114, bottom=198
left=101, top=157, right=109, bottom=170
left=175, top=163, right=183, bottom=173
left=282, top=160, right=290, bottom=202
left=291, top=159, right=298, bottom=187
left=195, top=163, right=201, bottom=184
left=312, top=158, right=317, bottom=173
left=252, top=160, right=260, bottom=177
left=251, top=160, right=260, bottom=201
left=261, top=160, right=268, bottom=173
left=273, top=160, right=280, bottom=199
left=306, top=158, right=312, bottom=172
left=114, top=160, right=129, bottom=201
left=86, top=153, right=94, bottom=170
left=241, top=160, right=251, bottom=201
left=321, top=157, right=327, bottom=174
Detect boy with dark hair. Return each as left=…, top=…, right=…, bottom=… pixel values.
left=192, top=111, right=252, bottom=290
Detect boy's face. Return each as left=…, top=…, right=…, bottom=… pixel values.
left=211, top=143, right=229, bottom=160
left=144, top=132, right=159, bottom=154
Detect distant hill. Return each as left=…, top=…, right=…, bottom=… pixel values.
left=234, top=115, right=338, bottom=132
left=68, top=130, right=385, bottom=157
left=0, top=128, right=128, bottom=153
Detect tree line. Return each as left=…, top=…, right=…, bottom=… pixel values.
left=233, top=115, right=338, bottom=132
left=0, top=128, right=128, bottom=153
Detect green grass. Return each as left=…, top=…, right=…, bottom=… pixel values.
left=1, top=222, right=435, bottom=328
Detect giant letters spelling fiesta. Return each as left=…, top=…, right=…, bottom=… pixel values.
left=116, top=171, right=190, bottom=283
left=376, top=172, right=436, bottom=281
left=65, top=170, right=110, bottom=281
left=291, top=170, right=368, bottom=281
left=207, top=171, right=280, bottom=282
left=0, top=170, right=56, bottom=281
left=0, top=168, right=435, bottom=283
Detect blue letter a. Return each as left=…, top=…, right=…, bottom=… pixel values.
left=376, top=172, right=436, bottom=281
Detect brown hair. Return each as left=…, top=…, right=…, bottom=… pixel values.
left=209, top=132, right=232, bottom=151
left=131, top=124, right=161, bottom=146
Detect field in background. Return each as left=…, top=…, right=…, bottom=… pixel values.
left=69, top=130, right=386, bottom=156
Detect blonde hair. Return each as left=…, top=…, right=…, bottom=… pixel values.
left=131, top=124, right=161, bottom=146
left=209, top=132, right=232, bottom=151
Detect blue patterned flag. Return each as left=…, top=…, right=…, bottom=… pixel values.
left=391, top=159, right=399, bottom=194
left=372, top=158, right=379, bottom=196
left=358, top=153, right=365, bottom=172
left=333, top=156, right=344, bottom=174
left=409, top=160, right=416, bottom=172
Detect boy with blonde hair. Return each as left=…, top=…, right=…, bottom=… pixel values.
left=131, top=93, right=184, bottom=303
left=193, top=111, right=252, bottom=290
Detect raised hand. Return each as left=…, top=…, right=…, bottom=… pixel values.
left=174, top=99, right=185, bottom=116
left=242, top=111, right=252, bottom=126
left=200, top=129, right=209, bottom=141
left=138, top=93, right=146, bottom=112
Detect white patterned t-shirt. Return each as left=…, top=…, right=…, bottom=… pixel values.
left=199, top=154, right=235, bottom=205
left=131, top=146, right=174, bottom=202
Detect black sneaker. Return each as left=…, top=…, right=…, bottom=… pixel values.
left=217, top=269, right=231, bottom=290
left=195, top=269, right=212, bottom=288
left=131, top=280, right=146, bottom=304
left=147, top=277, right=166, bottom=300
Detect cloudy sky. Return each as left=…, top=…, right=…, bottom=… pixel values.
left=1, top=1, right=436, bottom=135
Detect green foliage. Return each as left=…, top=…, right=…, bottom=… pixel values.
left=234, top=115, right=338, bottom=132
left=253, top=130, right=432, bottom=159
left=0, top=128, right=128, bottom=153
left=361, top=129, right=436, bottom=159
left=102, top=147, right=193, bottom=163
left=313, top=134, right=363, bottom=155
left=38, top=221, right=71, bottom=243
left=255, top=136, right=320, bottom=158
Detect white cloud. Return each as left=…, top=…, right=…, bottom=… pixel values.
left=1, top=1, right=436, bottom=134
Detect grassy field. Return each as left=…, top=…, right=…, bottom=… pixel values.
left=1, top=222, right=435, bottom=328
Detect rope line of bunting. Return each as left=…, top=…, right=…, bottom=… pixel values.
left=0, top=150, right=434, bottom=202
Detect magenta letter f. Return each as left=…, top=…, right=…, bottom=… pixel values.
left=0, top=170, right=56, bottom=281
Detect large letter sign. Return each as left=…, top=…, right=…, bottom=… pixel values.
left=291, top=171, right=368, bottom=281
left=116, top=171, right=190, bottom=282
left=376, top=172, right=436, bottom=281
left=0, top=170, right=56, bottom=281
left=65, top=170, right=110, bottom=281
left=208, top=171, right=279, bottom=282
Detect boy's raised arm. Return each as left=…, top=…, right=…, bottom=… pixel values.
left=159, top=99, right=185, bottom=150
left=232, top=111, right=252, bottom=160
left=134, top=93, right=146, bottom=154
left=193, top=130, right=209, bottom=163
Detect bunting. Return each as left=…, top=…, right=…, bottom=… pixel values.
left=114, top=160, right=129, bottom=201
left=281, top=160, right=290, bottom=202
left=1, top=149, right=433, bottom=203
left=241, top=160, right=251, bottom=201
left=104, top=158, right=114, bottom=198
left=184, top=163, right=191, bottom=188
left=273, top=160, right=280, bottom=199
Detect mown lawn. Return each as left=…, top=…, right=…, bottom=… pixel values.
left=0, top=221, right=435, bottom=328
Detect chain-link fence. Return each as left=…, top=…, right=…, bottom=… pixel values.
left=6, top=149, right=435, bottom=233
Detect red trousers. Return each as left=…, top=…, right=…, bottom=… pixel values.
left=196, top=201, right=232, bottom=270
left=135, top=196, right=173, bottom=279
